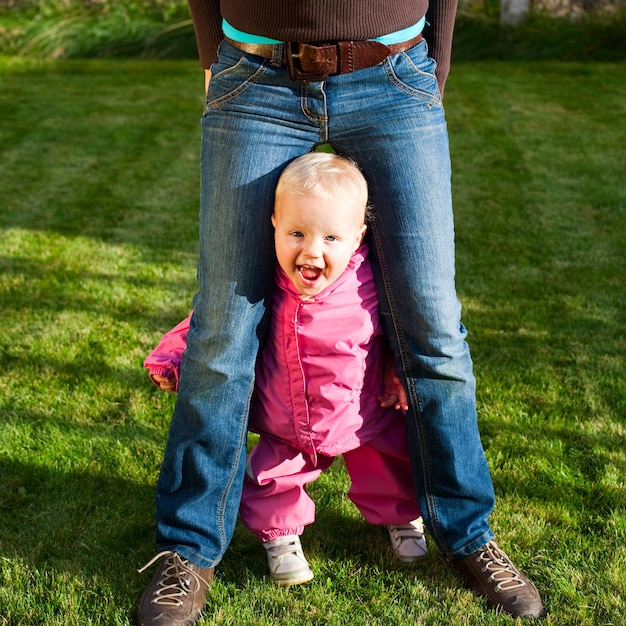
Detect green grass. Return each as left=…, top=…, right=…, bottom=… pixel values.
left=1, top=56, right=625, bottom=624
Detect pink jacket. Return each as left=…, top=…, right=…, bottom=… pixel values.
left=143, top=315, right=191, bottom=392
left=144, top=243, right=400, bottom=460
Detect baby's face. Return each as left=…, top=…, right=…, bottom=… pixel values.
left=272, top=191, right=367, bottom=298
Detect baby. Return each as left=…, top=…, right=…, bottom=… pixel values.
left=145, top=151, right=427, bottom=586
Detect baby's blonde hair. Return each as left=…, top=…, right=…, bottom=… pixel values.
left=275, top=152, right=369, bottom=215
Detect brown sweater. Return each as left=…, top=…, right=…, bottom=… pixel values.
left=187, top=0, right=457, bottom=93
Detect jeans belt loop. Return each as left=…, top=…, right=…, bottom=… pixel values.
left=270, top=43, right=284, bottom=67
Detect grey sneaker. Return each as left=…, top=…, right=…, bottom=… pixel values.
left=263, top=535, right=314, bottom=586
left=136, top=551, right=214, bottom=626
left=453, top=541, right=544, bottom=619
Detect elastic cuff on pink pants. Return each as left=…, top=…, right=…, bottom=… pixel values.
left=259, top=526, right=305, bottom=543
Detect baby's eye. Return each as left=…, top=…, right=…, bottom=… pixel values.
left=325, top=235, right=338, bottom=242
left=290, top=231, right=304, bottom=238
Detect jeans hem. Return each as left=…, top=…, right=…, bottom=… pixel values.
left=157, top=545, right=222, bottom=570
left=446, top=529, right=495, bottom=560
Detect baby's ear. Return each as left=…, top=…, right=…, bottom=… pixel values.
left=358, top=223, right=367, bottom=243
left=271, top=213, right=277, bottom=228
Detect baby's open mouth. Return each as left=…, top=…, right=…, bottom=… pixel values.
left=299, top=265, right=323, bottom=281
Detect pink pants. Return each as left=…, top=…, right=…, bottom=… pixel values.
left=239, top=414, right=421, bottom=542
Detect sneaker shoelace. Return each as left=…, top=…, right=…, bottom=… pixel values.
left=388, top=520, right=425, bottom=542
left=266, top=538, right=304, bottom=562
left=138, top=551, right=204, bottom=607
left=476, top=541, right=527, bottom=592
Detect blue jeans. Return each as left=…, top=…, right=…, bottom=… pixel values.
left=155, top=38, right=495, bottom=567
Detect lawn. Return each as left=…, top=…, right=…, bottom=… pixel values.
left=0, top=57, right=624, bottom=625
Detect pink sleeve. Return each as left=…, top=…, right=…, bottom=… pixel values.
left=143, top=313, right=192, bottom=392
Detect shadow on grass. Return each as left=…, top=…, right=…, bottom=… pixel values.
left=0, top=455, right=455, bottom=624
left=0, top=457, right=157, bottom=605
left=219, top=508, right=454, bottom=601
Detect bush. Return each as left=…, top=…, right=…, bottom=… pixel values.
left=453, top=9, right=626, bottom=61
left=0, top=0, right=190, bottom=20
left=0, top=1, right=198, bottom=58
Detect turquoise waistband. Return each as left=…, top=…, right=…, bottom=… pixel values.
left=222, top=17, right=425, bottom=46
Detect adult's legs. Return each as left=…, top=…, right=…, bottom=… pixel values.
left=322, top=41, right=543, bottom=617
left=322, top=40, right=495, bottom=558
left=154, top=41, right=323, bottom=568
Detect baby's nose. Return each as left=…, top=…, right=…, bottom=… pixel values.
left=302, top=239, right=323, bottom=258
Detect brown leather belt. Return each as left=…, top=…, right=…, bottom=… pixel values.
left=224, top=33, right=423, bottom=81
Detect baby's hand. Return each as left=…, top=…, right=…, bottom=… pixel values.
left=152, top=374, right=177, bottom=393
left=379, top=373, right=409, bottom=411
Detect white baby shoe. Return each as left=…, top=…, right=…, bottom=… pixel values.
left=387, top=517, right=428, bottom=562
left=263, top=535, right=314, bottom=586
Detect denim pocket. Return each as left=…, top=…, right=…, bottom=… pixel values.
left=204, top=41, right=270, bottom=112
left=383, top=42, right=441, bottom=107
